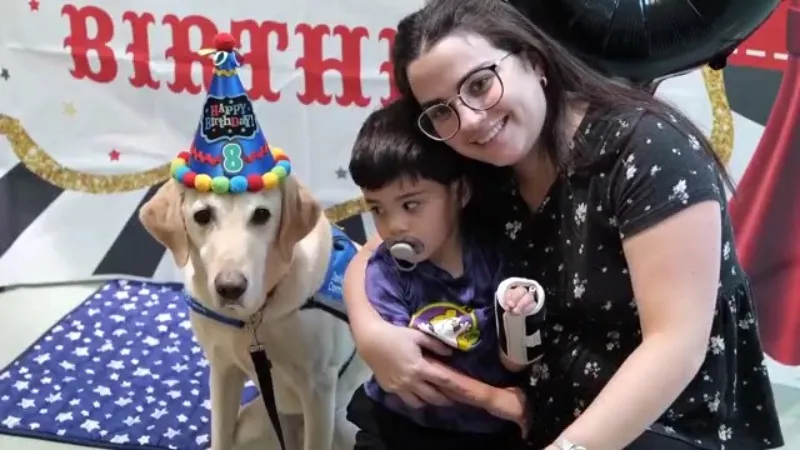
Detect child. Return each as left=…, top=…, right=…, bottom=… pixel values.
left=345, top=99, right=545, bottom=450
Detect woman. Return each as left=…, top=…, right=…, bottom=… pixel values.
left=343, top=0, right=784, bottom=449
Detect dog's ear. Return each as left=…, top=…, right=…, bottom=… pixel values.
left=276, top=177, right=321, bottom=262
left=138, top=181, right=189, bottom=267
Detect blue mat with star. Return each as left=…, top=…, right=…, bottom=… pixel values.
left=0, top=279, right=259, bottom=449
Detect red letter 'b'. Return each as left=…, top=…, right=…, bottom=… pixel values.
left=62, top=5, right=117, bottom=83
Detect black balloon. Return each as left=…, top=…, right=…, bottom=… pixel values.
left=508, top=0, right=783, bottom=82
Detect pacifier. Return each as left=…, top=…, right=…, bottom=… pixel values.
left=388, top=238, right=425, bottom=272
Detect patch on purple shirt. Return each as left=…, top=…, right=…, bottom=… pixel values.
left=409, top=302, right=481, bottom=351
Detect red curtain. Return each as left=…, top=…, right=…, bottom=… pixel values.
left=730, top=0, right=800, bottom=366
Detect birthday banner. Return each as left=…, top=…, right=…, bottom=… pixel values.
left=0, top=2, right=799, bottom=386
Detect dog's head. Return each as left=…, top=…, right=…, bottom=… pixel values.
left=139, top=177, right=321, bottom=317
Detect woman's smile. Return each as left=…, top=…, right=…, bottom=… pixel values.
left=471, top=115, right=509, bottom=145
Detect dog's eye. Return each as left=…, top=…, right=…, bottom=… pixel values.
left=251, top=207, right=271, bottom=225
left=193, top=208, right=213, bottom=225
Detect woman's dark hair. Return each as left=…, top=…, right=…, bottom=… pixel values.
left=391, top=0, right=734, bottom=191
left=349, top=98, right=470, bottom=191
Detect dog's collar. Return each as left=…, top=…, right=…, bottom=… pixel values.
left=183, top=294, right=247, bottom=328
left=182, top=286, right=278, bottom=329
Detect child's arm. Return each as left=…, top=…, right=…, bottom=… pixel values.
left=424, top=356, right=529, bottom=434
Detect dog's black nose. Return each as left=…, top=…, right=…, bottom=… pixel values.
left=213, top=272, right=248, bottom=301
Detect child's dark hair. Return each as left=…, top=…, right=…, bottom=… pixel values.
left=349, top=99, right=468, bottom=191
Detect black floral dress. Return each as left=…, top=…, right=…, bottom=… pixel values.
left=484, top=107, right=784, bottom=449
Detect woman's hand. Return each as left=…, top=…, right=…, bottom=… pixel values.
left=487, top=386, right=530, bottom=434
left=358, top=321, right=455, bottom=408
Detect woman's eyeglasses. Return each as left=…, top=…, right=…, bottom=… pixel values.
left=417, top=53, right=512, bottom=141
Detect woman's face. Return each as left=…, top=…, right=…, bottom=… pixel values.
left=407, top=33, right=547, bottom=167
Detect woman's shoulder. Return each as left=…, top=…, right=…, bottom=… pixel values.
left=579, top=105, right=717, bottom=167
left=577, top=105, right=727, bottom=191
left=571, top=105, right=729, bottom=238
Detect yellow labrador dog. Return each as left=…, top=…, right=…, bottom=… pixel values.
left=138, top=177, right=370, bottom=450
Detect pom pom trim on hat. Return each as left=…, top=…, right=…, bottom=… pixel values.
left=169, top=147, right=291, bottom=194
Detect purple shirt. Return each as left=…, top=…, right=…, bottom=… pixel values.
left=364, top=240, right=521, bottom=433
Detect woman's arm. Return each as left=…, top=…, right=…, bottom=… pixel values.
left=342, top=233, right=453, bottom=407
left=425, top=357, right=529, bottom=432
left=551, top=114, right=723, bottom=450
left=553, top=202, right=720, bottom=450
left=342, top=234, right=384, bottom=343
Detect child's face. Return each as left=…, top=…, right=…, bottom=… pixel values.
left=364, top=177, right=462, bottom=264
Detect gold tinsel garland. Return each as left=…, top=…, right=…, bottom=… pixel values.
left=0, top=66, right=733, bottom=223
left=701, top=66, right=734, bottom=166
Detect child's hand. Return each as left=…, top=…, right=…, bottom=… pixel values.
left=503, top=284, right=537, bottom=315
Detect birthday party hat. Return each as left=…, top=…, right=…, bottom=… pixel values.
left=170, top=32, right=291, bottom=194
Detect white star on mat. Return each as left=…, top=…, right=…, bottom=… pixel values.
left=93, top=386, right=112, bottom=397
left=110, top=434, right=130, bottom=444
left=1, top=416, right=21, bottom=429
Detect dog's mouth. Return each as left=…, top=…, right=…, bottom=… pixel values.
left=214, top=282, right=277, bottom=316
left=211, top=297, right=248, bottom=315
left=209, top=287, right=254, bottom=314
left=211, top=298, right=267, bottom=322
left=219, top=302, right=246, bottom=311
